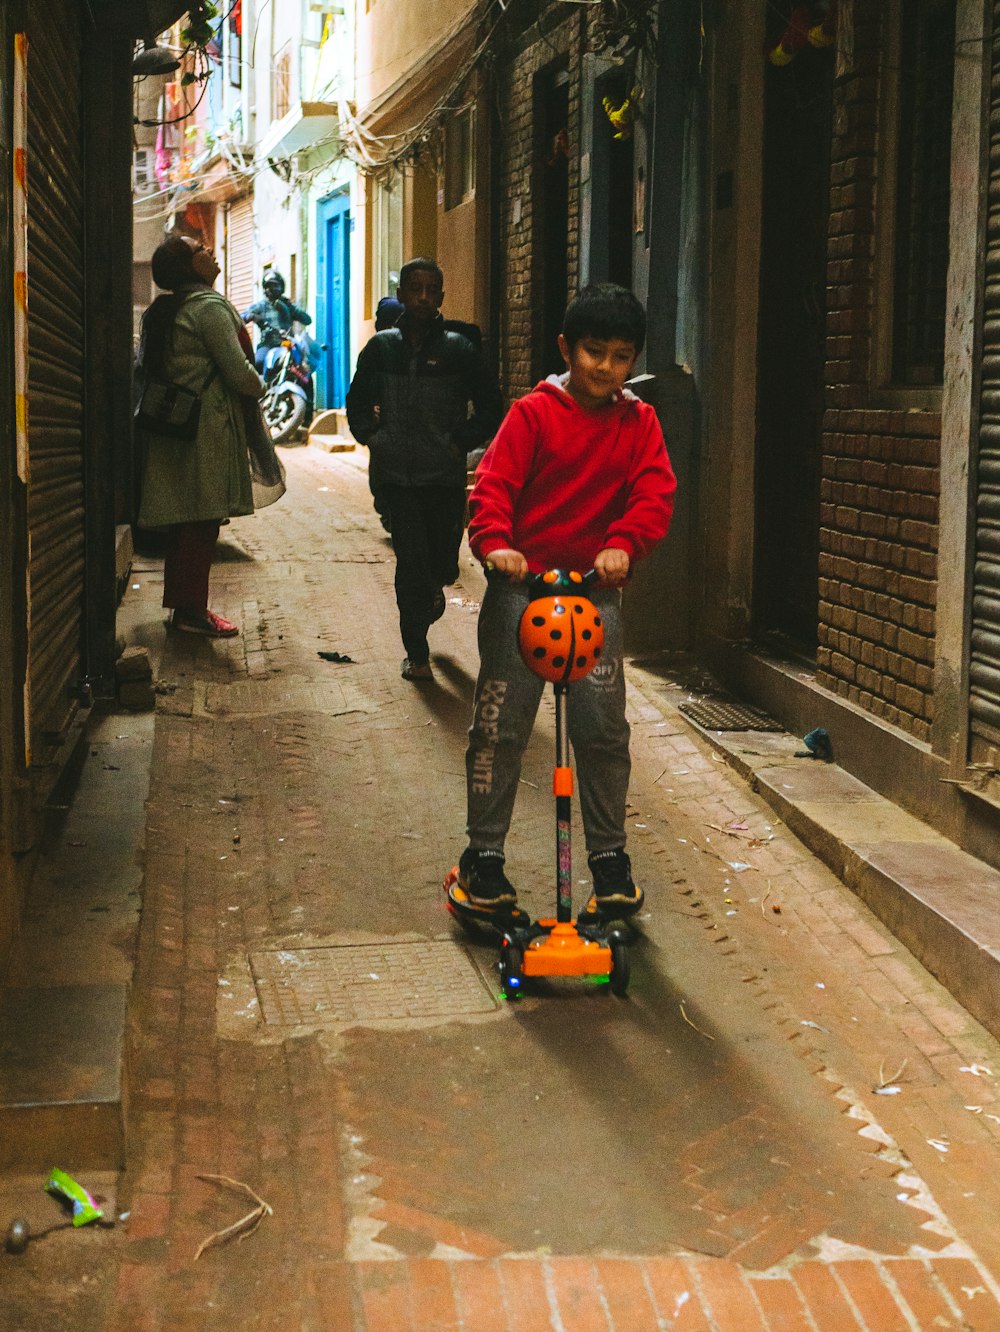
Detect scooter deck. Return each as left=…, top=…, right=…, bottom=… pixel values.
left=575, top=887, right=645, bottom=930
left=519, top=919, right=612, bottom=979
left=443, top=869, right=532, bottom=935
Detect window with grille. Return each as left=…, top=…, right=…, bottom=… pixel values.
left=891, top=0, right=956, bottom=386
left=272, top=42, right=291, bottom=122
left=444, top=104, right=476, bottom=210
left=228, top=0, right=242, bottom=88
left=132, top=148, right=154, bottom=195
left=375, top=177, right=403, bottom=301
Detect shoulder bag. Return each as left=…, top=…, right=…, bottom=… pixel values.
left=134, top=363, right=218, bottom=441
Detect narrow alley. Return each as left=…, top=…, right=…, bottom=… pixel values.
left=4, top=443, right=1000, bottom=1330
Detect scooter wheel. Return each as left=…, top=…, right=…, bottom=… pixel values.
left=500, top=942, right=525, bottom=1001
left=609, top=938, right=630, bottom=996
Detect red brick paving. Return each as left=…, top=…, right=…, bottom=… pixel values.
left=7, top=449, right=1000, bottom=1332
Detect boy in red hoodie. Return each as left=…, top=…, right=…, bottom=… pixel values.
left=458, top=284, right=676, bottom=917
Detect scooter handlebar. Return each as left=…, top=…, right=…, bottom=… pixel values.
left=485, top=565, right=599, bottom=592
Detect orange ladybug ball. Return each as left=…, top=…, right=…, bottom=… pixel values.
left=518, top=594, right=605, bottom=683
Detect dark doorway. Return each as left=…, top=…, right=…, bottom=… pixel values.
left=533, top=65, right=570, bottom=379
left=754, top=17, right=834, bottom=649
left=590, top=69, right=636, bottom=292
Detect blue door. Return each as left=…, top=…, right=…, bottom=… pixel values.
left=315, top=192, right=351, bottom=408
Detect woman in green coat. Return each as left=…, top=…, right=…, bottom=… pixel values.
left=137, top=234, right=269, bottom=637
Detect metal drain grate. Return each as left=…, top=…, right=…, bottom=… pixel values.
left=249, top=941, right=498, bottom=1026
left=678, top=699, right=782, bottom=732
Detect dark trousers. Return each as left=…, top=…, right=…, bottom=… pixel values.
left=466, top=579, right=630, bottom=853
left=162, top=521, right=221, bottom=612
left=383, top=484, right=466, bottom=663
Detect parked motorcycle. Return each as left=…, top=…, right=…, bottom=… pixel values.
left=260, top=330, right=324, bottom=443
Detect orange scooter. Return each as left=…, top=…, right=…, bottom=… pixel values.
left=444, top=569, right=631, bottom=999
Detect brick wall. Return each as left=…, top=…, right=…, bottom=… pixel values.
left=497, top=9, right=583, bottom=399
left=817, top=3, right=941, bottom=742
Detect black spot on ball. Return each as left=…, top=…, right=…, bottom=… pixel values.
left=576, top=656, right=587, bottom=668
left=594, top=646, right=602, bottom=657
left=550, top=629, right=562, bottom=640
left=531, top=615, right=545, bottom=627
left=581, top=629, right=592, bottom=640
left=532, top=647, right=546, bottom=659
left=552, top=656, right=565, bottom=668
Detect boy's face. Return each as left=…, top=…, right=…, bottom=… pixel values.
left=397, top=268, right=444, bottom=322
left=558, top=333, right=637, bottom=408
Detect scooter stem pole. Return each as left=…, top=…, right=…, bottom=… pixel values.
left=554, top=683, right=572, bottom=922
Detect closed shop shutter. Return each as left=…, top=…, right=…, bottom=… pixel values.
left=227, top=193, right=255, bottom=312
left=25, top=2, right=86, bottom=746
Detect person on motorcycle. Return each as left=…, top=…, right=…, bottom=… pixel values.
left=241, top=271, right=312, bottom=376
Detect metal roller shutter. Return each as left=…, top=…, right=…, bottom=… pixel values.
left=25, top=2, right=86, bottom=745
left=226, top=193, right=255, bottom=313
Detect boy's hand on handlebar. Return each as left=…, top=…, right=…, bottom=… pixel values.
left=594, top=547, right=630, bottom=587
left=485, top=549, right=530, bottom=580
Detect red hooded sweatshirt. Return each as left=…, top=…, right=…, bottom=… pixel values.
left=468, top=375, right=677, bottom=574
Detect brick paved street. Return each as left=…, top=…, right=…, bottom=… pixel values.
left=5, top=444, right=1000, bottom=1329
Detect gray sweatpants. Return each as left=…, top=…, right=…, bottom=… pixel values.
left=465, top=578, right=630, bottom=854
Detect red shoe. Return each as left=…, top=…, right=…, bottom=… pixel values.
left=171, top=609, right=239, bottom=638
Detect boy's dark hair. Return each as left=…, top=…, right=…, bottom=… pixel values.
left=399, top=257, right=443, bottom=289
left=562, top=283, right=646, bottom=354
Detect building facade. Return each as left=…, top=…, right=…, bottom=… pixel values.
left=691, top=1, right=1000, bottom=869
left=0, top=0, right=189, bottom=965
left=350, top=0, right=493, bottom=345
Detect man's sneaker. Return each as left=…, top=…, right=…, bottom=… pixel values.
left=171, top=609, right=239, bottom=638
left=457, top=848, right=517, bottom=908
left=429, top=589, right=446, bottom=624
left=580, top=848, right=644, bottom=916
left=401, top=657, right=433, bottom=681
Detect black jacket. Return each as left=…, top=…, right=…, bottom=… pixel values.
left=346, top=312, right=504, bottom=488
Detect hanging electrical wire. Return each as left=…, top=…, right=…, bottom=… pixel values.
left=341, top=0, right=509, bottom=175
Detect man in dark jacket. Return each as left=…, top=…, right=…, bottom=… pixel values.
left=346, top=257, right=504, bottom=681
left=241, top=271, right=312, bottom=374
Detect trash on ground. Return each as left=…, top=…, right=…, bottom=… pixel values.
left=794, top=726, right=833, bottom=760
left=679, top=1001, right=715, bottom=1041
left=5, top=1219, right=29, bottom=1253
left=965, top=1104, right=1000, bottom=1125
left=877, top=1057, right=908, bottom=1091
left=317, top=650, right=354, bottom=663
left=927, top=1138, right=950, bottom=1153
left=46, top=1168, right=103, bottom=1227
left=960, top=1065, right=993, bottom=1078
left=194, top=1174, right=273, bottom=1262
left=800, top=1019, right=829, bottom=1033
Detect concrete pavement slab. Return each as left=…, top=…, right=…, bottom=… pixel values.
left=6, top=445, right=1000, bottom=1329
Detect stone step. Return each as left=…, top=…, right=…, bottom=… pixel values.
left=0, top=984, right=126, bottom=1170
left=309, top=433, right=356, bottom=453
left=0, top=703, right=152, bottom=1172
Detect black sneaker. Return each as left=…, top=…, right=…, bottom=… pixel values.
left=458, top=848, right=517, bottom=907
left=582, top=849, right=644, bottom=914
